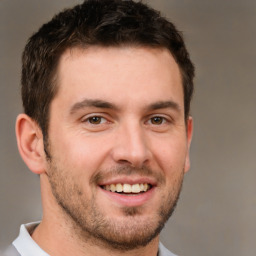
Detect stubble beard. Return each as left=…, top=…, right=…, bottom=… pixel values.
left=46, top=158, right=184, bottom=251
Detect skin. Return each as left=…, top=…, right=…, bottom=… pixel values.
left=16, top=46, right=193, bottom=256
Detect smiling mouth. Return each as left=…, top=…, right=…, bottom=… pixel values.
left=101, top=183, right=152, bottom=194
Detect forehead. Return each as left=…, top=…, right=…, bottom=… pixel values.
left=54, top=46, right=183, bottom=111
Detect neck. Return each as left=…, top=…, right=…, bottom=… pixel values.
left=32, top=174, right=160, bottom=256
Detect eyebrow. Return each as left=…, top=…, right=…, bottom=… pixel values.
left=70, top=99, right=119, bottom=114
left=69, top=98, right=181, bottom=115
left=146, top=100, right=181, bottom=112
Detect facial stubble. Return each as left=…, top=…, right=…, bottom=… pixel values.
left=46, top=158, right=184, bottom=251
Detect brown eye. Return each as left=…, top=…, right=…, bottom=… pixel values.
left=88, top=116, right=102, bottom=124
left=151, top=116, right=164, bottom=125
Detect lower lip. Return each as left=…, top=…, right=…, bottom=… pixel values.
left=99, top=186, right=155, bottom=207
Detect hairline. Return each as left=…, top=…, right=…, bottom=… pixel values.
left=40, top=43, right=190, bottom=147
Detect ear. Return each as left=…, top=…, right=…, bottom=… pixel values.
left=184, top=116, right=193, bottom=173
left=16, top=114, right=46, bottom=174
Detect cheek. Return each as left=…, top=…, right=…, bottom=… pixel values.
left=151, top=135, right=187, bottom=174
left=51, top=132, right=111, bottom=176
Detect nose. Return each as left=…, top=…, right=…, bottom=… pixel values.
left=111, top=122, right=152, bottom=168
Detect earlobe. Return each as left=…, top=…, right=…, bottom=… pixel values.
left=184, top=116, right=193, bottom=173
left=16, top=114, right=46, bottom=174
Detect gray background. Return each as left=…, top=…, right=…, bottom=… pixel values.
left=0, top=0, right=255, bottom=255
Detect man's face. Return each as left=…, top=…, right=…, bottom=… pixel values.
left=45, top=46, right=192, bottom=250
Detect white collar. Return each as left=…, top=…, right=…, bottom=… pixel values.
left=12, top=222, right=176, bottom=256
left=13, top=222, right=49, bottom=256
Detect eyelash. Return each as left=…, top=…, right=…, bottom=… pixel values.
left=82, top=115, right=108, bottom=125
left=81, top=114, right=172, bottom=132
left=148, top=116, right=168, bottom=125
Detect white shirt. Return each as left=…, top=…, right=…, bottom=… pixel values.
left=3, top=222, right=177, bottom=256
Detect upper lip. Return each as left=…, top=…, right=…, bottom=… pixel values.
left=97, top=176, right=157, bottom=187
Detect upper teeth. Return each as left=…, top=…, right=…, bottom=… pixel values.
left=103, top=183, right=150, bottom=193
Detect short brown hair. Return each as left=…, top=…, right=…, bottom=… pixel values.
left=22, top=0, right=195, bottom=138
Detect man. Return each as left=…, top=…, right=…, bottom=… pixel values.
left=4, top=0, right=194, bottom=255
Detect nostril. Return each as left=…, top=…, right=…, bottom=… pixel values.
left=117, top=159, right=150, bottom=170
left=118, top=159, right=131, bottom=165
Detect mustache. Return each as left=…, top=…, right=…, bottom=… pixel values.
left=90, top=165, right=165, bottom=185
